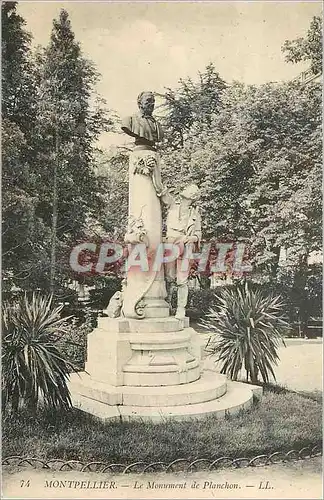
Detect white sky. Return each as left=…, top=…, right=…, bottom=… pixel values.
left=18, top=1, right=322, bottom=147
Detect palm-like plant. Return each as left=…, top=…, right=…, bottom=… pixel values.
left=2, top=293, right=74, bottom=412
left=200, top=282, right=289, bottom=384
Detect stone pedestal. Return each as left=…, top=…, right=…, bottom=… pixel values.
left=69, top=315, right=262, bottom=422
left=81, top=316, right=201, bottom=387
left=85, top=320, right=132, bottom=387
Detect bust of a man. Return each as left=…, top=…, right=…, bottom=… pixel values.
left=121, top=91, right=164, bottom=148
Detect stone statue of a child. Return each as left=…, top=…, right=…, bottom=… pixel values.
left=162, top=184, right=202, bottom=320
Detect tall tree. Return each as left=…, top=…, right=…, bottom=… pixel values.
left=2, top=2, right=47, bottom=290
left=2, top=6, right=113, bottom=292
left=282, top=16, right=322, bottom=75
left=160, top=63, right=227, bottom=149
left=161, top=81, right=257, bottom=241
left=161, top=75, right=321, bottom=330
left=34, top=9, right=112, bottom=290
left=2, top=1, right=36, bottom=130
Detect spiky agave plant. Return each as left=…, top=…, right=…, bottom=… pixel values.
left=200, top=282, right=289, bottom=384
left=2, top=293, right=74, bottom=412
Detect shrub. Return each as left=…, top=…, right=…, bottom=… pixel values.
left=186, top=288, right=217, bottom=318
left=169, top=285, right=234, bottom=319
left=57, top=309, right=93, bottom=370
left=200, top=282, right=289, bottom=384
left=2, top=293, right=74, bottom=412
left=256, top=265, right=323, bottom=334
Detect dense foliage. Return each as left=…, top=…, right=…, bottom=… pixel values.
left=282, top=15, right=322, bottom=75
left=2, top=3, right=112, bottom=293
left=158, top=18, right=322, bottom=331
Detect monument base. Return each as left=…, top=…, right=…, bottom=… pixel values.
left=69, top=315, right=263, bottom=422
left=69, top=370, right=262, bottom=422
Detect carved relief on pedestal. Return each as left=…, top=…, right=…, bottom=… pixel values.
left=124, top=214, right=149, bottom=246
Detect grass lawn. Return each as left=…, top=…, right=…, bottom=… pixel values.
left=2, top=387, right=322, bottom=464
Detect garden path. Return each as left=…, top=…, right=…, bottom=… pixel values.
left=201, top=335, right=322, bottom=392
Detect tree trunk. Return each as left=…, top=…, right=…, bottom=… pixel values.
left=248, top=348, right=258, bottom=384
left=50, top=128, right=59, bottom=293
left=294, top=254, right=309, bottom=337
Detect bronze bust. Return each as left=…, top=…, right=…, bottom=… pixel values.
left=121, top=91, right=164, bottom=149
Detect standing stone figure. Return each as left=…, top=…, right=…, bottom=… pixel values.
left=162, top=184, right=202, bottom=320
left=120, top=91, right=169, bottom=319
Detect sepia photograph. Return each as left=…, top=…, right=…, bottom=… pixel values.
left=2, top=1, right=322, bottom=498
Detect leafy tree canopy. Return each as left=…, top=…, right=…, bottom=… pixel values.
left=282, top=16, right=322, bottom=75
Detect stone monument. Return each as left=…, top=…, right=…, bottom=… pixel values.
left=69, top=91, right=262, bottom=421
left=120, top=91, right=169, bottom=320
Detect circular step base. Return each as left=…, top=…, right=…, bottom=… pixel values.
left=70, top=381, right=261, bottom=423
left=69, top=370, right=227, bottom=407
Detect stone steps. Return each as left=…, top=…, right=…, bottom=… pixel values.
left=118, top=382, right=256, bottom=422
left=69, top=370, right=227, bottom=407
left=70, top=378, right=261, bottom=423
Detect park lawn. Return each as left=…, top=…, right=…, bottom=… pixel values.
left=2, top=388, right=322, bottom=464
